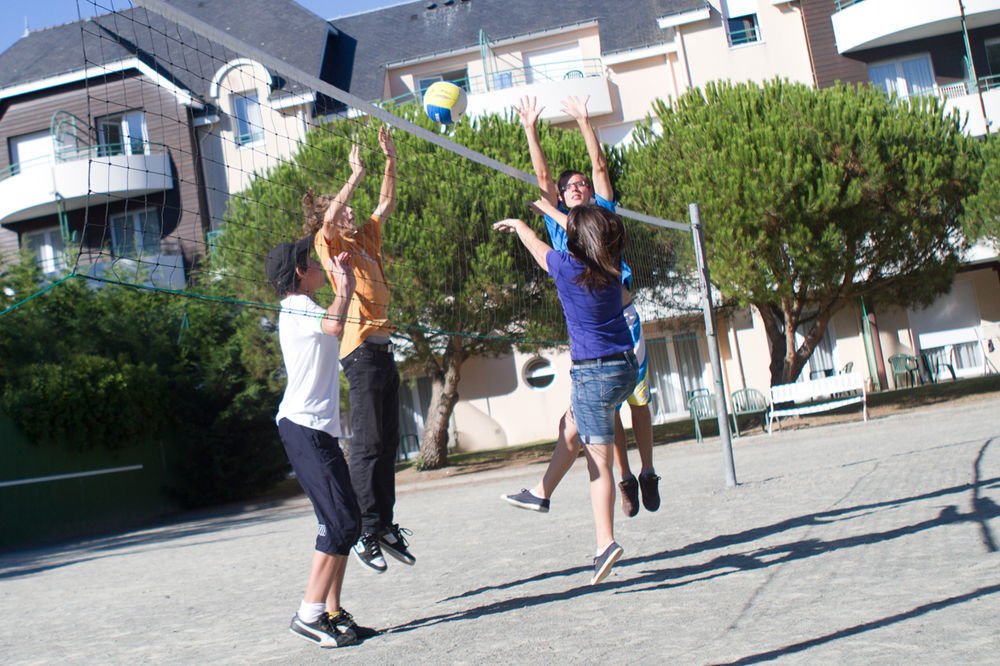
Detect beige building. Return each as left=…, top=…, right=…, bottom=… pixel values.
left=334, top=0, right=1000, bottom=453
left=334, top=0, right=937, bottom=453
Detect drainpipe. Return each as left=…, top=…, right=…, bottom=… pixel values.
left=860, top=296, right=887, bottom=391
left=959, top=0, right=992, bottom=133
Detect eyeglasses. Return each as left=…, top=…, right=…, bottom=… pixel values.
left=560, top=180, right=590, bottom=192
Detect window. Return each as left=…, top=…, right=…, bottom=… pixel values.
left=109, top=208, right=161, bottom=258
left=986, top=38, right=1000, bottom=77
left=797, top=323, right=837, bottom=380
left=522, top=357, right=555, bottom=389
left=868, top=55, right=936, bottom=98
left=97, top=111, right=148, bottom=156
left=726, top=14, right=761, bottom=47
left=523, top=44, right=583, bottom=84
left=9, top=132, right=56, bottom=175
left=232, top=92, right=264, bottom=146
left=645, top=334, right=706, bottom=423
left=22, top=228, right=67, bottom=274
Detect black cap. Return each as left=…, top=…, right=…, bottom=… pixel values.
left=265, top=234, right=315, bottom=296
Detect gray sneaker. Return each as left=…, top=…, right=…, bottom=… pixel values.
left=502, top=488, right=550, bottom=513
left=591, top=541, right=623, bottom=585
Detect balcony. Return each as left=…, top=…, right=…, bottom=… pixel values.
left=467, top=60, right=613, bottom=124
left=391, top=59, right=614, bottom=125
left=892, top=74, right=1000, bottom=136
left=0, top=144, right=174, bottom=226
left=832, top=0, right=1000, bottom=54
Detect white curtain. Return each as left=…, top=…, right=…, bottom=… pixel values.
left=868, top=63, right=899, bottom=94
left=901, top=56, right=936, bottom=95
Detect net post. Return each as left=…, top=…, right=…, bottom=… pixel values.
left=689, top=203, right=737, bottom=488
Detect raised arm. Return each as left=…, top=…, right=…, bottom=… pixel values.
left=514, top=96, right=559, bottom=207
left=321, top=143, right=366, bottom=242
left=493, top=218, right=552, bottom=271
left=561, top=95, right=613, bottom=203
left=371, top=125, right=397, bottom=224
left=528, top=198, right=567, bottom=231
left=320, top=251, right=356, bottom=337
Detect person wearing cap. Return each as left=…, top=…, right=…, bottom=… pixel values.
left=266, top=235, right=376, bottom=648
left=302, top=126, right=414, bottom=574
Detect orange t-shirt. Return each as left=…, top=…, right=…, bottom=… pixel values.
left=314, top=218, right=394, bottom=357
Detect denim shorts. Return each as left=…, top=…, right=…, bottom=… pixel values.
left=569, top=351, right=639, bottom=445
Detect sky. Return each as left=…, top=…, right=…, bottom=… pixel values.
left=0, top=1, right=409, bottom=57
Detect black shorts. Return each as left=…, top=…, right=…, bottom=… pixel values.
left=278, top=419, right=361, bottom=555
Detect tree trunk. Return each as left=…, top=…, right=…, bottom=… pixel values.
left=757, top=303, right=791, bottom=386
left=755, top=300, right=842, bottom=386
left=417, top=336, right=465, bottom=470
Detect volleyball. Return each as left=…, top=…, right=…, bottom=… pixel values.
left=423, top=81, right=467, bottom=125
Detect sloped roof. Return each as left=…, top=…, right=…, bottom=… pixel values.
left=0, top=0, right=336, bottom=106
left=328, top=0, right=708, bottom=100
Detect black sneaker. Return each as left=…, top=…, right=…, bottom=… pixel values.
left=591, top=541, right=623, bottom=585
left=352, top=532, right=387, bottom=573
left=619, top=476, right=639, bottom=518
left=379, top=524, right=416, bottom=565
left=638, top=471, right=661, bottom=512
left=330, top=608, right=379, bottom=640
left=502, top=488, right=550, bottom=513
left=289, top=612, right=358, bottom=648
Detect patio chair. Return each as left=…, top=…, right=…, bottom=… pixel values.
left=887, top=353, right=921, bottom=389
left=920, top=350, right=956, bottom=384
left=729, top=388, right=768, bottom=437
left=687, top=393, right=716, bottom=443
left=686, top=388, right=710, bottom=422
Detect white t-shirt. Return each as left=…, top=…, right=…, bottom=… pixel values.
left=275, top=294, right=342, bottom=437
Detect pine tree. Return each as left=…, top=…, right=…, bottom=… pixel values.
left=623, top=79, right=981, bottom=385
left=211, top=106, right=614, bottom=468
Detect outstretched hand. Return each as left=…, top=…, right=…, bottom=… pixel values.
left=560, top=94, right=591, bottom=122
left=493, top=218, right=526, bottom=234
left=348, top=144, right=365, bottom=179
left=378, top=125, right=396, bottom=160
left=528, top=198, right=559, bottom=219
left=325, top=251, right=356, bottom=294
left=513, top=96, right=543, bottom=127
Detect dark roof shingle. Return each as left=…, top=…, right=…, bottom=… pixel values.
left=0, top=0, right=335, bottom=105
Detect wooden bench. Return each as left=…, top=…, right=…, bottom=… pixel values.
left=767, top=373, right=867, bottom=434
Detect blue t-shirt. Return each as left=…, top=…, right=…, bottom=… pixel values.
left=546, top=250, right=632, bottom=361
left=543, top=193, right=632, bottom=290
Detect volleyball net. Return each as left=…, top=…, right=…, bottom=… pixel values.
left=7, top=0, right=695, bottom=348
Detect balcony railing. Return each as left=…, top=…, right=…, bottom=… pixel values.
left=892, top=73, right=1000, bottom=102
left=834, top=0, right=865, bottom=10
left=727, top=23, right=760, bottom=47
left=467, top=58, right=604, bottom=94
left=0, top=141, right=169, bottom=184
left=382, top=58, right=604, bottom=106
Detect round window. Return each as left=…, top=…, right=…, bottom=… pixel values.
left=523, top=357, right=555, bottom=389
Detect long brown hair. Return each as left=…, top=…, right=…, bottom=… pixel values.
left=301, top=188, right=334, bottom=236
left=566, top=204, right=626, bottom=292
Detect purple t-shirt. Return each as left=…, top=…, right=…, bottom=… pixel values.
left=546, top=250, right=632, bottom=361
left=543, top=193, right=632, bottom=290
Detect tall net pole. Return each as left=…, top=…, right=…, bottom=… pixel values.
left=690, top=203, right=737, bottom=487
